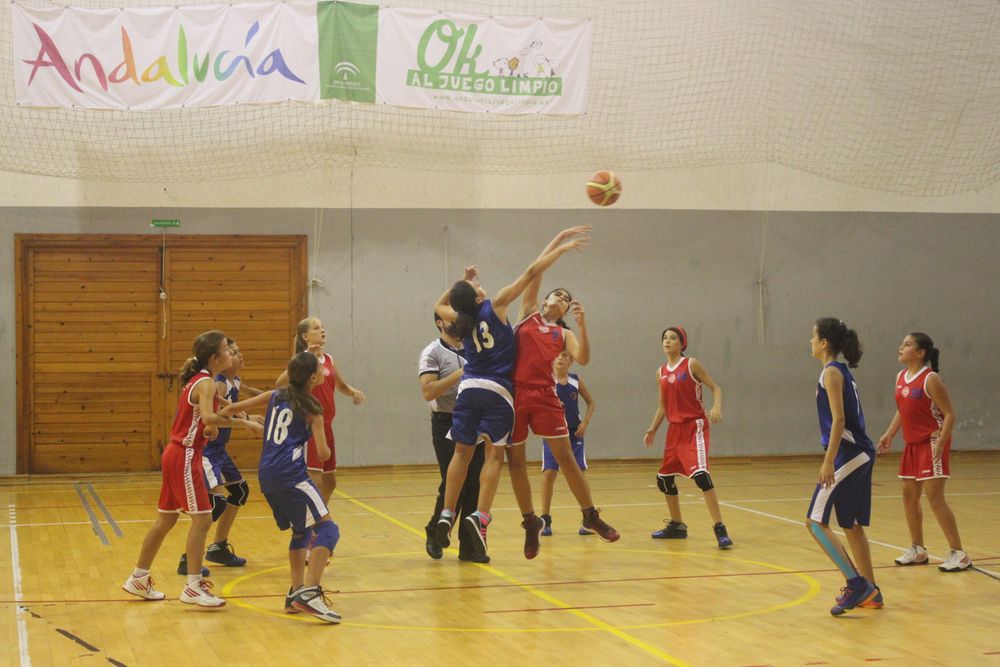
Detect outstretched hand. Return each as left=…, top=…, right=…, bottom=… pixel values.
left=558, top=225, right=593, bottom=241
left=463, top=265, right=479, bottom=282
left=568, top=300, right=586, bottom=325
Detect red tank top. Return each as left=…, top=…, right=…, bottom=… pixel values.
left=658, top=357, right=705, bottom=424
left=895, top=367, right=946, bottom=445
left=311, top=353, right=337, bottom=424
left=513, top=312, right=565, bottom=388
left=169, top=369, right=218, bottom=448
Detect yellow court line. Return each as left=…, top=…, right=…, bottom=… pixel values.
left=334, top=488, right=693, bottom=667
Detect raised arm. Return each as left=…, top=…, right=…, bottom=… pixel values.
left=493, top=233, right=590, bottom=321
left=435, top=265, right=479, bottom=323
left=517, top=225, right=592, bottom=322
left=563, top=301, right=590, bottom=365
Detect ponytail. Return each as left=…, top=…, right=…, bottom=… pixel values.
left=294, top=317, right=316, bottom=354
left=280, top=351, right=323, bottom=419
left=909, top=332, right=940, bottom=373
left=179, top=330, right=227, bottom=384
left=446, top=280, right=479, bottom=340
left=815, top=318, right=863, bottom=368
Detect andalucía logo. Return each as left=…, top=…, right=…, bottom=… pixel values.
left=409, top=20, right=563, bottom=97
left=318, top=1, right=376, bottom=102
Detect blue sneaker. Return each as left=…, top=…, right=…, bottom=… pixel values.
left=830, top=577, right=876, bottom=615
left=541, top=514, right=552, bottom=537
left=714, top=523, right=733, bottom=549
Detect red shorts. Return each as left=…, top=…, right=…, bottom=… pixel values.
left=158, top=444, right=212, bottom=514
left=659, top=419, right=710, bottom=477
left=898, top=438, right=951, bottom=481
left=511, top=385, right=569, bottom=444
left=306, top=423, right=337, bottom=473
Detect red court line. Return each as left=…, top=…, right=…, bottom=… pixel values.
left=483, top=602, right=654, bottom=614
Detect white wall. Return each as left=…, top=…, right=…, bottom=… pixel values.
left=2, top=203, right=999, bottom=475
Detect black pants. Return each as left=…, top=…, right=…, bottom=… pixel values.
left=425, top=411, right=485, bottom=550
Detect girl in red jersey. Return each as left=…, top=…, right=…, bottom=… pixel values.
left=122, top=330, right=235, bottom=607
left=278, top=317, right=366, bottom=505
left=643, top=327, right=733, bottom=548
left=462, top=225, right=619, bottom=563
left=877, top=332, right=971, bottom=572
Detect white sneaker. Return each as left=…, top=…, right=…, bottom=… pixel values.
left=179, top=579, right=226, bottom=607
left=122, top=574, right=165, bottom=601
left=291, top=586, right=341, bottom=624
left=938, top=549, right=972, bottom=572
left=894, top=544, right=929, bottom=566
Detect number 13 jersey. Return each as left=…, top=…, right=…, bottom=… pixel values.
left=461, top=300, right=516, bottom=386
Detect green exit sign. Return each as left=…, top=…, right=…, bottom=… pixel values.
left=151, top=219, right=180, bottom=228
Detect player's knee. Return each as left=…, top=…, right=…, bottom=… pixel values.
left=656, top=474, right=678, bottom=496
left=289, top=531, right=310, bottom=551
left=209, top=493, right=228, bottom=521
left=692, top=471, right=714, bottom=492
left=225, top=480, right=250, bottom=507
left=312, top=520, right=340, bottom=552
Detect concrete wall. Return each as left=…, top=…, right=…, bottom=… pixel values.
left=2, top=207, right=998, bottom=474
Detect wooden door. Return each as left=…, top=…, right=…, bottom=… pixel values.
left=18, top=241, right=164, bottom=473
left=164, top=239, right=306, bottom=469
left=15, top=234, right=307, bottom=474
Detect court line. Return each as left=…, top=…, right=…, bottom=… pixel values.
left=484, top=602, right=655, bottom=614
left=8, top=504, right=31, bottom=667
left=73, top=483, right=109, bottom=545
left=85, top=483, right=123, bottom=538
left=333, top=488, right=692, bottom=666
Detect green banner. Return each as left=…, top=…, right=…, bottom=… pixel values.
left=317, top=1, right=378, bottom=102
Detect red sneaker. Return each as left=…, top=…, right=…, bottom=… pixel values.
left=522, top=514, right=544, bottom=559
left=582, top=508, right=620, bottom=542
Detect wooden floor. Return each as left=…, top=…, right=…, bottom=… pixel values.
left=2, top=453, right=999, bottom=667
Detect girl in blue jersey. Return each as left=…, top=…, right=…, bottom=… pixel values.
left=539, top=350, right=596, bottom=537
left=221, top=352, right=341, bottom=623
left=431, top=227, right=591, bottom=561
left=806, top=318, right=881, bottom=616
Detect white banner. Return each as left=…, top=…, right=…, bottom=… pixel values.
left=375, top=9, right=592, bottom=115
left=12, top=3, right=320, bottom=110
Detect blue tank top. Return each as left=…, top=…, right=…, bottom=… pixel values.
left=461, top=300, right=516, bottom=386
left=555, top=374, right=581, bottom=429
left=204, top=375, right=240, bottom=452
left=816, top=362, right=875, bottom=459
left=258, top=391, right=313, bottom=493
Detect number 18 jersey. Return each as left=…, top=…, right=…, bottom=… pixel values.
left=258, top=390, right=313, bottom=493
left=462, top=300, right=516, bottom=386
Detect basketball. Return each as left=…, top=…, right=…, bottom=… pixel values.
left=586, top=170, right=622, bottom=206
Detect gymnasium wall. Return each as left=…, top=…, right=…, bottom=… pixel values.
left=2, top=206, right=998, bottom=475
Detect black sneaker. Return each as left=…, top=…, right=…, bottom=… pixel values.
left=432, top=513, right=454, bottom=550
left=285, top=586, right=301, bottom=614
left=458, top=549, right=491, bottom=564
left=176, top=553, right=210, bottom=577
left=425, top=529, right=443, bottom=560
left=522, top=514, right=544, bottom=559
left=651, top=520, right=687, bottom=539
left=460, top=515, right=489, bottom=562
left=713, top=523, right=733, bottom=549
left=205, top=540, right=247, bottom=566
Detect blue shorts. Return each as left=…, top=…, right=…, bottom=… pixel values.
left=541, top=435, right=587, bottom=472
left=450, top=383, right=514, bottom=447
left=263, top=480, right=329, bottom=533
left=806, top=452, right=874, bottom=529
left=201, top=446, right=242, bottom=489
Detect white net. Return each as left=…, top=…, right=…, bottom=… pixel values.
left=2, top=0, right=1000, bottom=194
